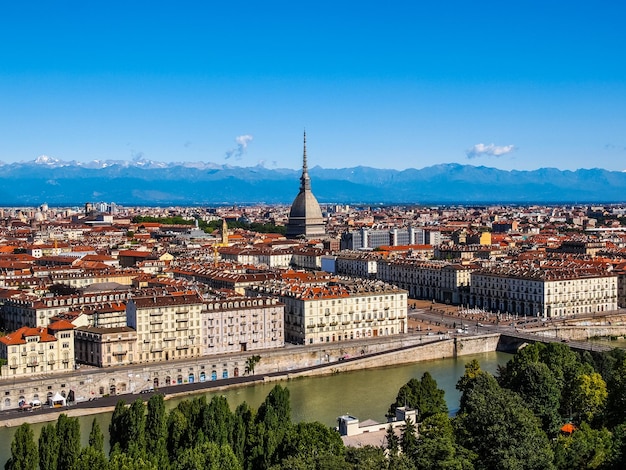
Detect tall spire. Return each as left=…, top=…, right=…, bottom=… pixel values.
left=300, top=130, right=311, bottom=191
left=303, top=130, right=308, bottom=172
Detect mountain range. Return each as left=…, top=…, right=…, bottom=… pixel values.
left=1, top=156, right=625, bottom=205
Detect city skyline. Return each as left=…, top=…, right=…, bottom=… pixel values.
left=1, top=2, right=625, bottom=172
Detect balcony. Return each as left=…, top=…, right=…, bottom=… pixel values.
left=27, top=361, right=38, bottom=367
left=164, top=337, right=176, bottom=342
left=150, top=347, right=163, bottom=353
left=150, top=320, right=163, bottom=325
left=330, top=322, right=338, bottom=327
left=149, top=311, right=163, bottom=317
left=306, top=325, right=316, bottom=329
left=175, top=309, right=189, bottom=315
left=317, top=323, right=326, bottom=328
left=176, top=344, right=189, bottom=350
left=112, top=350, right=128, bottom=356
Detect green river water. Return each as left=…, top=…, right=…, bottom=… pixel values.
left=0, top=351, right=511, bottom=464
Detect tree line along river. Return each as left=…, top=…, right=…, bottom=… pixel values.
left=0, top=351, right=511, bottom=465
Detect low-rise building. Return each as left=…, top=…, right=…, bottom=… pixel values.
left=74, top=326, right=137, bottom=367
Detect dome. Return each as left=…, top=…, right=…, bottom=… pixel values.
left=285, top=132, right=326, bottom=240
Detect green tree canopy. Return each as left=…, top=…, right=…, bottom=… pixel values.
left=6, top=423, right=38, bottom=470
left=454, top=371, right=555, bottom=470
left=388, top=372, right=448, bottom=421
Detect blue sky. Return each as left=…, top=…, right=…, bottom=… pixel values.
left=1, top=1, right=625, bottom=171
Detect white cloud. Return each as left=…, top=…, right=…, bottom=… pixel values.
left=225, top=134, right=253, bottom=160
left=466, top=143, right=515, bottom=159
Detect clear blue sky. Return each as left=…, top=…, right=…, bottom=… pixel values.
left=1, top=1, right=625, bottom=171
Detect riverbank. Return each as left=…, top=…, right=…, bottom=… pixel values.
left=1, top=334, right=500, bottom=428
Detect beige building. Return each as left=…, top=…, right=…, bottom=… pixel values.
left=250, top=278, right=407, bottom=345
left=376, top=259, right=475, bottom=305
left=126, top=290, right=204, bottom=363
left=202, top=296, right=284, bottom=355
left=0, top=320, right=75, bottom=379
left=1, top=290, right=132, bottom=331
left=74, top=326, right=137, bottom=368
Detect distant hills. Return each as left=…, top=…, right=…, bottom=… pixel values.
left=0, top=156, right=625, bottom=205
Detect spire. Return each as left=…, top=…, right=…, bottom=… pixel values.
left=300, top=130, right=311, bottom=191
left=303, top=130, right=308, bottom=172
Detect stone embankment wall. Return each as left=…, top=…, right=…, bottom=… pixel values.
left=0, top=334, right=498, bottom=411
left=268, top=334, right=500, bottom=381
left=531, top=325, right=626, bottom=341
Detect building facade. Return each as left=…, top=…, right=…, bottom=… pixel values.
left=126, top=290, right=204, bottom=363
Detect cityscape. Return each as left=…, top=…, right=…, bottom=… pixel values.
left=3, top=2, right=626, bottom=468
left=1, top=137, right=625, bottom=397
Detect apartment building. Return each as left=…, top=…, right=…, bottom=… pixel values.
left=376, top=259, right=475, bottom=305
left=0, top=319, right=75, bottom=378
left=126, top=290, right=203, bottom=363
left=470, top=262, right=618, bottom=317
left=202, top=296, right=284, bottom=355
left=250, top=278, right=407, bottom=345
left=74, top=326, right=137, bottom=367
left=1, top=290, right=132, bottom=331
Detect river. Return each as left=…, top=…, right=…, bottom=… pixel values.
left=0, top=351, right=511, bottom=464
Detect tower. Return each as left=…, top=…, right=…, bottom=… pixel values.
left=285, top=132, right=326, bottom=239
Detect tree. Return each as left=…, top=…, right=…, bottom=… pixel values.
left=232, top=402, right=253, bottom=464
left=505, top=361, right=562, bottom=435
left=454, top=372, right=555, bottom=470
left=245, top=355, right=261, bottom=375
left=607, top=422, right=626, bottom=469
left=109, top=400, right=129, bottom=453
left=276, top=421, right=345, bottom=464
left=400, top=418, right=418, bottom=459
left=388, top=372, right=447, bottom=421
left=174, top=442, right=242, bottom=470
left=605, top=356, right=626, bottom=427
left=56, top=414, right=81, bottom=470
left=166, top=408, right=190, bottom=460
left=38, top=423, right=59, bottom=470
left=413, top=410, right=475, bottom=470
left=553, top=422, right=612, bottom=470
left=202, top=395, right=234, bottom=446
left=6, top=423, right=38, bottom=470
left=126, top=399, right=147, bottom=458
left=248, top=385, right=292, bottom=469
left=385, top=425, right=400, bottom=456
left=88, top=419, right=105, bottom=455
left=74, top=447, right=108, bottom=470
left=107, top=452, right=157, bottom=470
left=146, top=394, right=168, bottom=466
left=345, top=446, right=387, bottom=470
left=571, top=372, right=607, bottom=424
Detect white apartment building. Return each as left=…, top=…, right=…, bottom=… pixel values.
left=376, top=259, right=475, bottom=305
left=470, top=262, right=618, bottom=317
left=202, top=296, right=284, bottom=355
left=250, top=279, right=407, bottom=345
left=126, top=290, right=204, bottom=363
